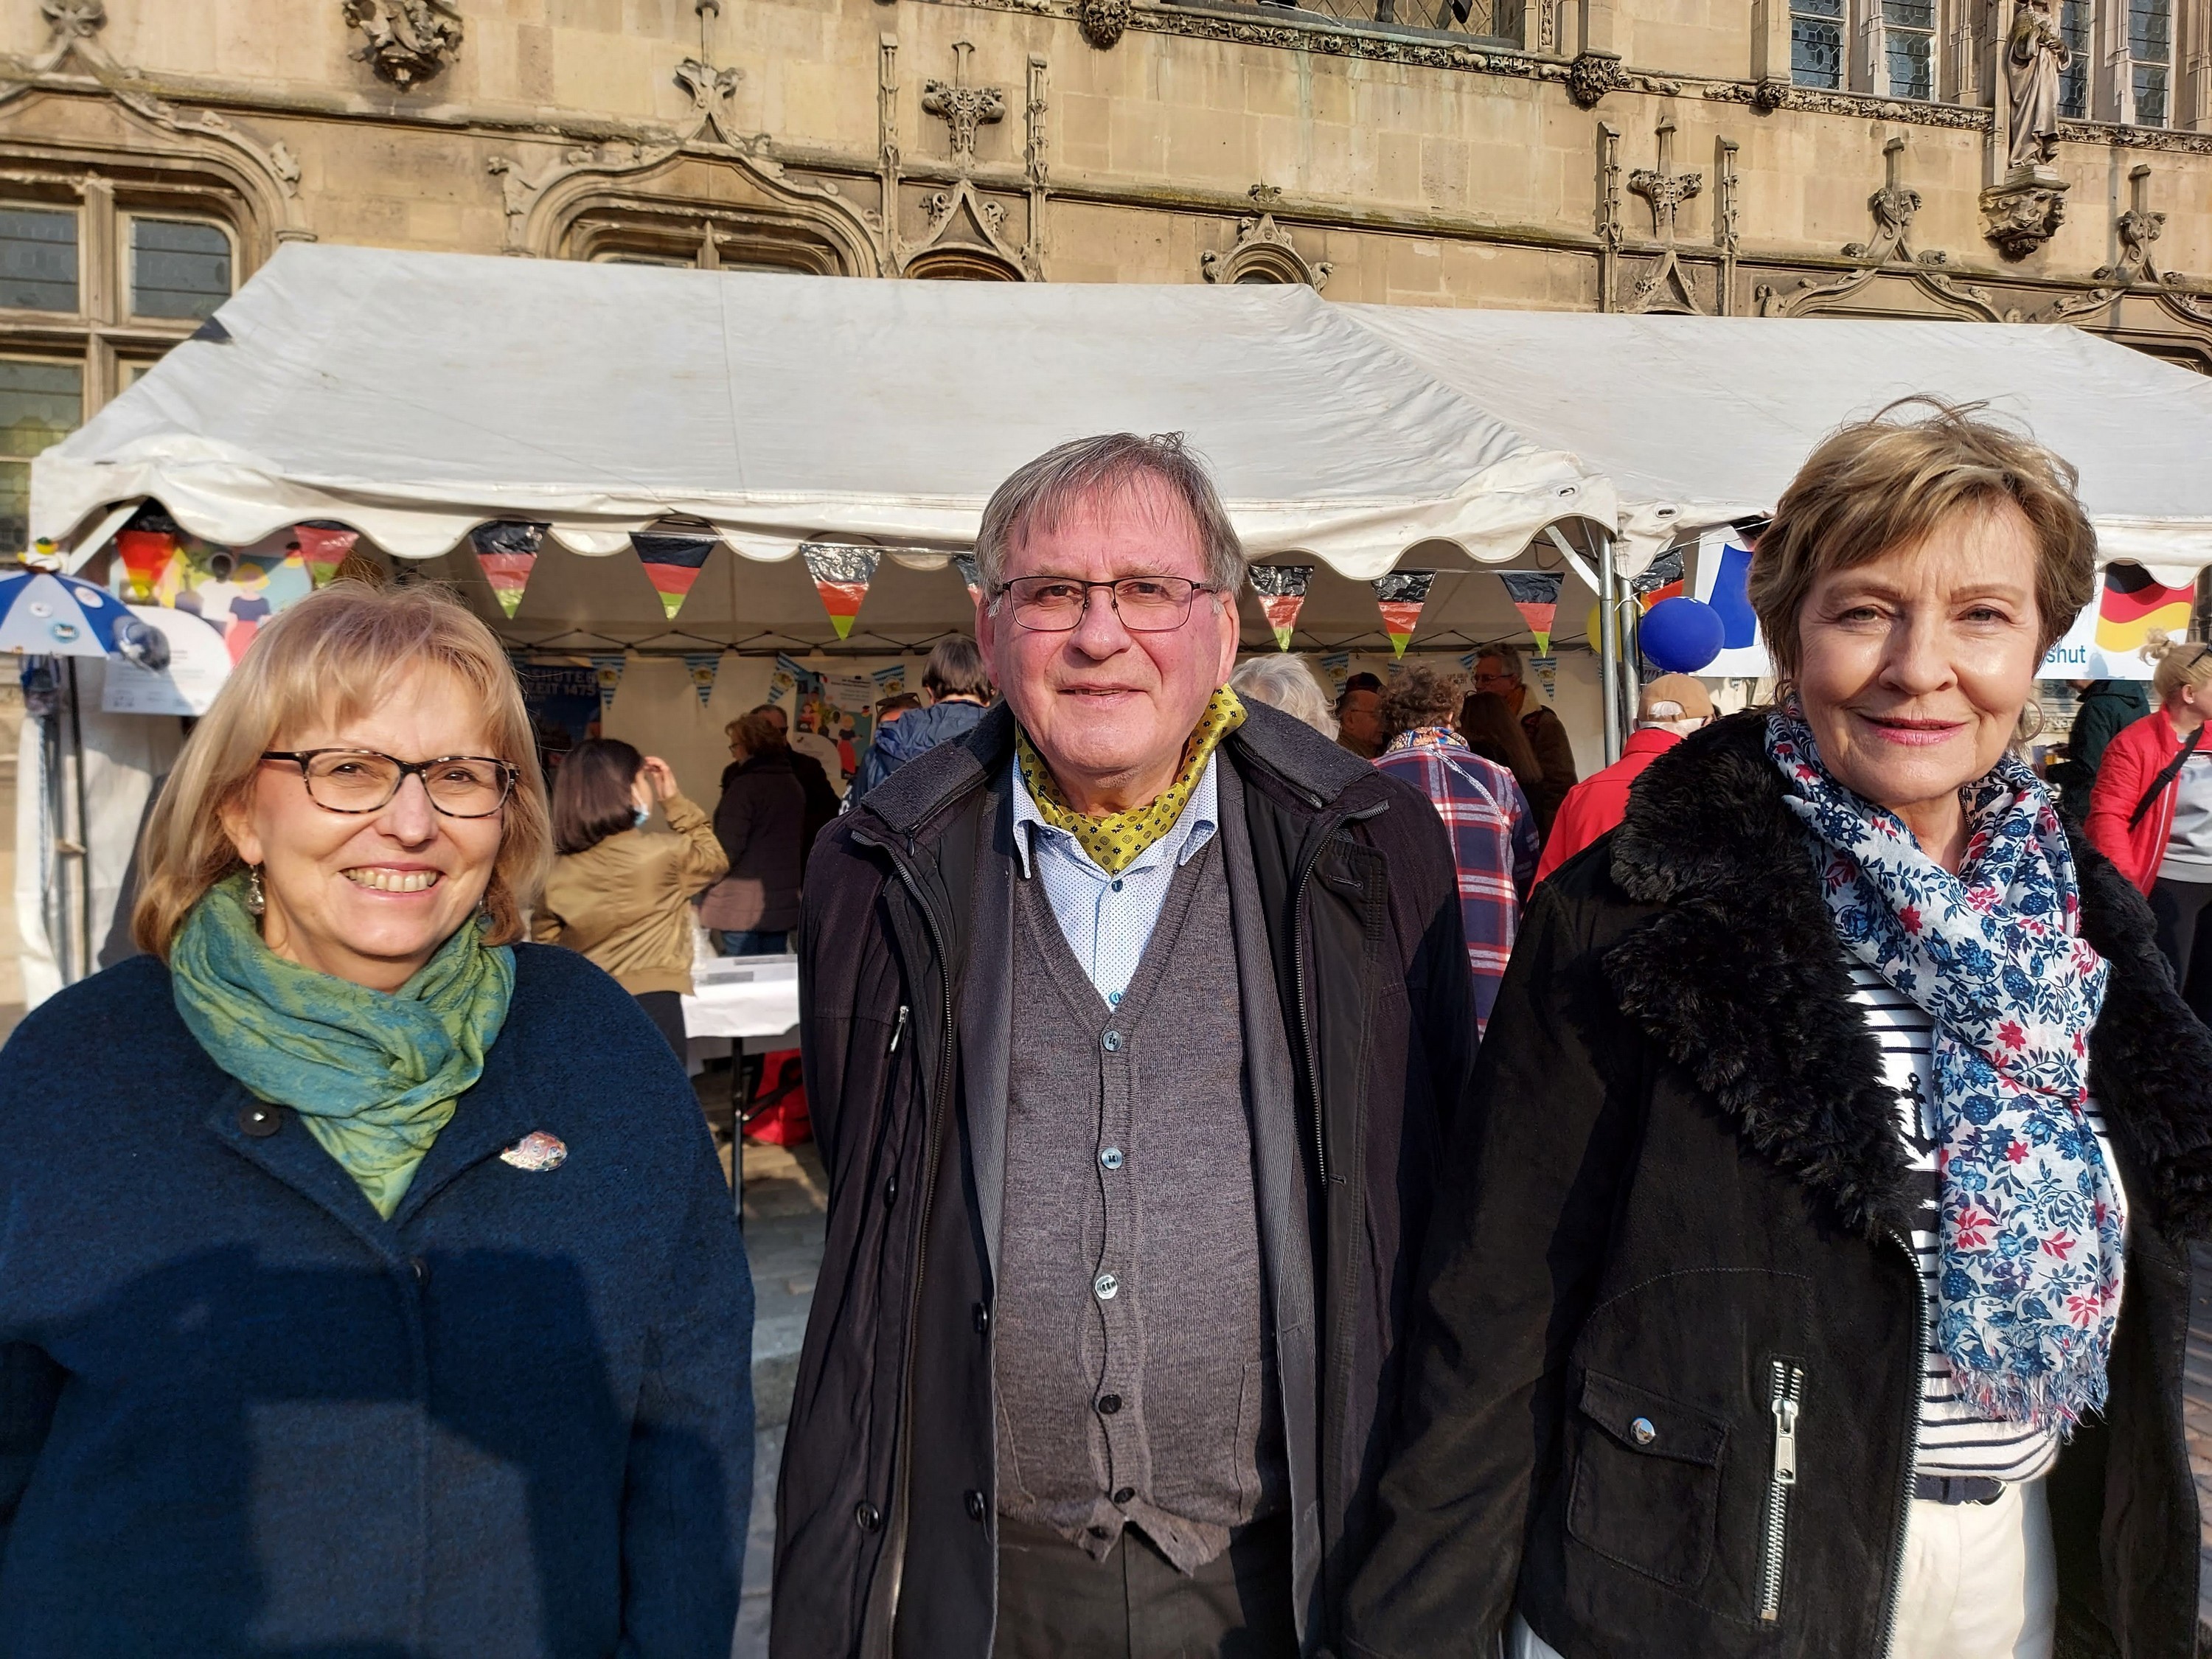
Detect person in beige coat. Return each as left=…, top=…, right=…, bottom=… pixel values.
left=535, top=737, right=727, bottom=1055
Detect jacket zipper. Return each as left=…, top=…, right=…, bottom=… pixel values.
left=1758, top=1358, right=1804, bottom=1623
left=1877, top=1226, right=1927, bottom=1659
left=888, top=1003, right=908, bottom=1054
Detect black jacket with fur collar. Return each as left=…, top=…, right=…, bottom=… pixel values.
left=1341, top=712, right=2212, bottom=1659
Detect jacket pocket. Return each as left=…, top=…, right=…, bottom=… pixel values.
left=1565, top=1368, right=1728, bottom=1592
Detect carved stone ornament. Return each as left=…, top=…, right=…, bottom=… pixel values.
left=922, top=44, right=1007, bottom=172
left=1077, top=0, right=1132, bottom=50
left=341, top=0, right=464, bottom=90
left=1980, top=172, right=2068, bottom=261
left=40, top=0, right=105, bottom=37
left=1200, top=213, right=1330, bottom=290
left=1749, top=77, right=1788, bottom=114
left=1566, top=51, right=1628, bottom=110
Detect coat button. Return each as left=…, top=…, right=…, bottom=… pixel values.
left=1088, top=1525, right=1110, bottom=1539
left=410, top=1256, right=429, bottom=1286
left=964, top=1489, right=987, bottom=1523
left=973, top=1302, right=991, bottom=1335
left=1101, top=1030, right=1122, bottom=1052
left=1093, top=1272, right=1119, bottom=1301
left=1631, top=1416, right=1658, bottom=1447
left=1097, top=1393, right=1122, bottom=1415
left=855, top=1500, right=883, bottom=1533
left=883, top=1172, right=899, bottom=1208
left=1113, top=1486, right=1134, bottom=1505
left=237, top=1103, right=281, bottom=1138
left=1099, top=1146, right=1124, bottom=1171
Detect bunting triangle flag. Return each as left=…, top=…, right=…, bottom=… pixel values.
left=804, top=543, right=883, bottom=641
left=1499, top=571, right=1564, bottom=655
left=1371, top=571, right=1437, bottom=659
left=290, top=522, right=359, bottom=588
left=634, top=532, right=718, bottom=622
left=1248, top=564, right=1315, bottom=651
left=113, top=526, right=179, bottom=603
left=683, top=652, right=720, bottom=707
left=2096, top=562, right=2197, bottom=653
left=951, top=554, right=984, bottom=606
left=590, top=653, right=626, bottom=715
left=472, top=521, right=548, bottom=619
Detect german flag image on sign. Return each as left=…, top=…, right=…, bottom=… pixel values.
left=633, top=533, right=718, bottom=622
left=2096, top=563, right=2195, bottom=654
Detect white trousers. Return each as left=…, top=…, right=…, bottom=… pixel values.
left=1505, top=1478, right=2056, bottom=1659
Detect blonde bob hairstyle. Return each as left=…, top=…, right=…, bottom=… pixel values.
left=132, top=580, right=551, bottom=959
left=2147, top=633, right=2212, bottom=707
left=1747, top=400, right=2096, bottom=687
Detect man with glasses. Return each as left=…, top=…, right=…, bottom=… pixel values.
left=1470, top=643, right=1579, bottom=835
left=776, top=433, right=1475, bottom=1659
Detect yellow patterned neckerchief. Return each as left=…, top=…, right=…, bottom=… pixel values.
left=1016, top=686, right=1247, bottom=874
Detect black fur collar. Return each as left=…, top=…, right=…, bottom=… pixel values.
left=1604, top=712, right=2212, bottom=1239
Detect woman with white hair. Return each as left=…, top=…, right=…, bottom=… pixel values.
left=1229, top=653, right=1338, bottom=739
left=0, top=580, right=754, bottom=1655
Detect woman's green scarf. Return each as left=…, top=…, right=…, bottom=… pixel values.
left=170, top=873, right=515, bottom=1219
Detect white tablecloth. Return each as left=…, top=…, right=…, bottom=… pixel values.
left=681, top=956, right=800, bottom=1044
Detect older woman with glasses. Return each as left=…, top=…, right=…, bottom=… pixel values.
left=0, top=581, right=753, bottom=1658
left=1346, top=405, right=2212, bottom=1659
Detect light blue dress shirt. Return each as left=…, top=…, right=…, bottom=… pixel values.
left=1009, top=751, right=1222, bottom=1009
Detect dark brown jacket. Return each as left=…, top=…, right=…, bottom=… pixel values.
left=772, top=701, right=1477, bottom=1658
left=1520, top=702, right=1579, bottom=834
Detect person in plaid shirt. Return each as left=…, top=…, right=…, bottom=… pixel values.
left=1373, top=662, right=1537, bottom=1035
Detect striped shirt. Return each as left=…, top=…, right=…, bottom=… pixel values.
left=1850, top=964, right=2122, bottom=1482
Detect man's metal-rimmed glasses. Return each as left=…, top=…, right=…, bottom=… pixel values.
left=260, top=750, right=518, bottom=818
left=994, top=574, right=1220, bottom=633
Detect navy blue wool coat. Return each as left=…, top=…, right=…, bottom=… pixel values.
left=0, top=944, right=754, bottom=1659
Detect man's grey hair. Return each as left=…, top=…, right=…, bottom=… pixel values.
left=1229, top=655, right=1338, bottom=740
left=1476, top=641, right=1526, bottom=684
left=973, top=432, right=1248, bottom=599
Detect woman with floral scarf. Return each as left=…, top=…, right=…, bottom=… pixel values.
left=1345, top=403, right=2212, bottom=1659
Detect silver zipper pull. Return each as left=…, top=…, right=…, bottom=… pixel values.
left=1772, top=1394, right=1799, bottom=1486
left=888, top=1004, right=910, bottom=1054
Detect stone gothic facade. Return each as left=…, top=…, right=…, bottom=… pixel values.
left=0, top=0, right=2208, bottom=540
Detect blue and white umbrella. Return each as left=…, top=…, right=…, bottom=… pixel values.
left=0, top=569, right=166, bottom=665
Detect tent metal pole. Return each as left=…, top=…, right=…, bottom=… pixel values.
left=66, top=657, right=91, bottom=983
left=1596, top=530, right=1622, bottom=764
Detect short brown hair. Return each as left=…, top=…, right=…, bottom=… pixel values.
left=726, top=709, right=787, bottom=756
left=1748, top=400, right=2096, bottom=686
left=132, top=581, right=551, bottom=957
left=551, top=738, right=642, bottom=855
left=922, top=634, right=992, bottom=700
left=1380, top=662, right=1467, bottom=743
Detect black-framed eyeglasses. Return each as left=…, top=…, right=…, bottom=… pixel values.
left=993, top=574, right=1219, bottom=634
left=260, top=750, right=518, bottom=818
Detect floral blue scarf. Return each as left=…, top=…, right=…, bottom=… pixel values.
left=1767, top=707, right=2121, bottom=1431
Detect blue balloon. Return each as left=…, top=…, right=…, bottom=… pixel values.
left=1638, top=596, right=1725, bottom=673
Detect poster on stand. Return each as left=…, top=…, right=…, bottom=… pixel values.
left=512, top=659, right=603, bottom=778
left=100, top=605, right=231, bottom=715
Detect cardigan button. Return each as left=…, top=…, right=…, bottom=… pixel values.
left=237, top=1104, right=282, bottom=1138
left=964, top=1489, right=987, bottom=1523
left=855, top=1500, right=884, bottom=1534
left=410, top=1256, right=429, bottom=1286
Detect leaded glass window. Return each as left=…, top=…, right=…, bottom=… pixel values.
left=0, top=359, right=80, bottom=552
left=2132, top=0, right=2172, bottom=125
left=129, top=218, right=232, bottom=321
left=2059, top=1, right=2092, bottom=118
left=1792, top=0, right=1846, bottom=89
left=1884, top=0, right=1935, bottom=100
left=0, top=209, right=78, bottom=313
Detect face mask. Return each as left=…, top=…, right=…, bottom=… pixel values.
left=633, top=803, right=652, bottom=829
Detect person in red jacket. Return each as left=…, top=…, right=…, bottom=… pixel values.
left=1533, top=673, right=1714, bottom=884
left=2086, top=636, right=2212, bottom=1018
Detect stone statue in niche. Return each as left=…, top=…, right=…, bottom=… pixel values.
left=2004, top=0, right=2068, bottom=173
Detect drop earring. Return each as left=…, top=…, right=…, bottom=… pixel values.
left=245, top=865, right=265, bottom=917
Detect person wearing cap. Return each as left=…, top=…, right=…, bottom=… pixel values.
left=1531, top=674, right=1714, bottom=885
